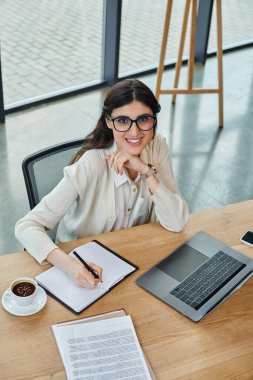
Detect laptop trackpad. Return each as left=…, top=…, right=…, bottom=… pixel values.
left=157, top=244, right=208, bottom=282
left=136, top=245, right=209, bottom=298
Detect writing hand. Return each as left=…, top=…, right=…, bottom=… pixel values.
left=47, top=248, right=103, bottom=288
left=67, top=257, right=103, bottom=288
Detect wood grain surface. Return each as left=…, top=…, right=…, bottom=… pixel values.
left=1, top=200, right=253, bottom=379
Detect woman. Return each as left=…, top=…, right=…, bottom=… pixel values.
left=15, top=79, right=189, bottom=288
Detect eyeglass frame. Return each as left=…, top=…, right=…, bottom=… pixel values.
left=107, top=114, right=157, bottom=132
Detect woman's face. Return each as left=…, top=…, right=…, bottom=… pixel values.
left=106, top=100, right=155, bottom=156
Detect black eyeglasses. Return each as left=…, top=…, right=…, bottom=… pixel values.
left=108, top=114, right=157, bottom=132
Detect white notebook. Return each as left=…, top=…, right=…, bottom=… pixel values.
left=35, top=240, right=138, bottom=313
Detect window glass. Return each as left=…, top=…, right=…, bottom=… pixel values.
left=119, top=0, right=253, bottom=77
left=0, top=0, right=103, bottom=105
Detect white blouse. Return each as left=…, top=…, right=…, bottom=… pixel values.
left=112, top=169, right=151, bottom=231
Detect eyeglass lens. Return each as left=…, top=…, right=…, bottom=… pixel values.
left=113, top=116, right=155, bottom=131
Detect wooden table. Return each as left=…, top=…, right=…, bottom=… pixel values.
left=1, top=201, right=253, bottom=379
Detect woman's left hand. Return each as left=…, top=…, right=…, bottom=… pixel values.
left=105, top=150, right=148, bottom=175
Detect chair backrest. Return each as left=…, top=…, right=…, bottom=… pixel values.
left=22, top=138, right=84, bottom=241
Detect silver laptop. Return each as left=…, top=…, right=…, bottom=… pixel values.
left=136, top=231, right=253, bottom=322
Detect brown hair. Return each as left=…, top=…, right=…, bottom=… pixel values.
left=70, top=78, right=161, bottom=164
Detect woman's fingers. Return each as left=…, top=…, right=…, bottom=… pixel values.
left=80, top=277, right=96, bottom=288
left=67, top=256, right=102, bottom=288
left=79, top=262, right=103, bottom=288
left=105, top=151, right=120, bottom=172
left=87, top=262, right=103, bottom=281
left=106, top=150, right=142, bottom=174
left=113, top=153, right=124, bottom=174
left=113, top=151, right=129, bottom=174
left=71, top=262, right=101, bottom=288
left=75, top=269, right=96, bottom=288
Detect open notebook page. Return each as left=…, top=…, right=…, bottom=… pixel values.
left=35, top=241, right=136, bottom=312
left=70, top=241, right=135, bottom=286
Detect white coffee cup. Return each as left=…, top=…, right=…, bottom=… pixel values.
left=9, top=277, right=38, bottom=306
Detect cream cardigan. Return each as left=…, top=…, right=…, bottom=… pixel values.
left=15, top=134, right=189, bottom=263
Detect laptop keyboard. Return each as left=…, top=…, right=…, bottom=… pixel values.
left=170, top=250, right=246, bottom=310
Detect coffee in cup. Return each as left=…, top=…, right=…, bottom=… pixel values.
left=10, top=277, right=38, bottom=306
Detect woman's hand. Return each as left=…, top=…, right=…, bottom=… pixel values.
left=105, top=150, right=148, bottom=175
left=47, top=248, right=103, bottom=288
left=105, top=149, right=159, bottom=194
left=66, top=257, right=102, bottom=288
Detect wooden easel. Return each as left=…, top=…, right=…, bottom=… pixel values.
left=155, top=0, right=223, bottom=127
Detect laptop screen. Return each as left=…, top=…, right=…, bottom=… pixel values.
left=157, top=244, right=208, bottom=282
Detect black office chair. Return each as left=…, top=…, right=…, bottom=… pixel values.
left=22, top=138, right=84, bottom=240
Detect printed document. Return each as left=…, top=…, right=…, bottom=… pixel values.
left=52, top=315, right=151, bottom=380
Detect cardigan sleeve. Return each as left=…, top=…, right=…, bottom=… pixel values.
left=149, top=135, right=189, bottom=232
left=15, top=160, right=87, bottom=264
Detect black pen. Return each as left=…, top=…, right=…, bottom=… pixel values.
left=73, top=250, right=100, bottom=279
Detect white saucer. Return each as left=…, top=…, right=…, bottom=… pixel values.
left=1, top=286, right=47, bottom=316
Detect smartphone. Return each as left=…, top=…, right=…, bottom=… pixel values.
left=240, top=231, right=253, bottom=247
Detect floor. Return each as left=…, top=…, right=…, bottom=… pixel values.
left=0, top=47, right=253, bottom=255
